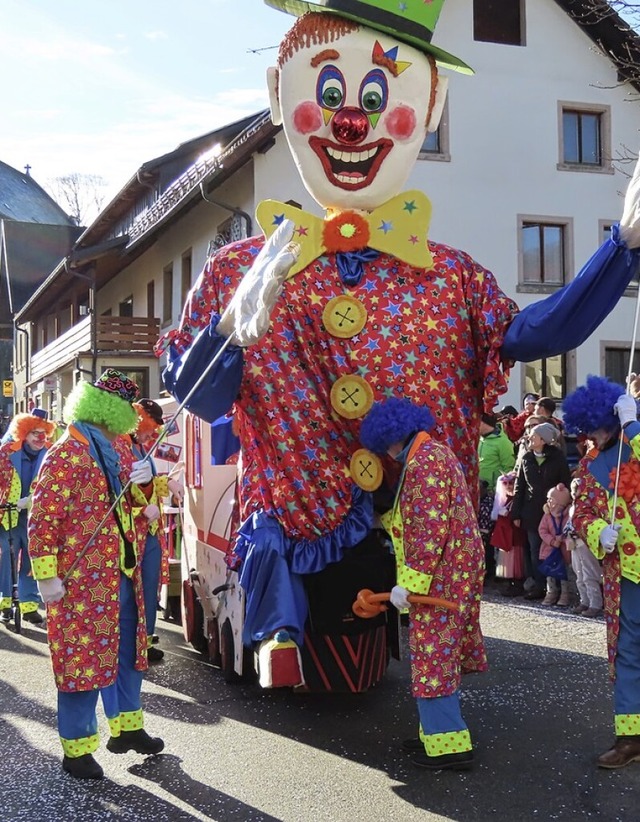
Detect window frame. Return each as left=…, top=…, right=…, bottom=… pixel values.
left=521, top=352, right=574, bottom=404
left=602, top=343, right=640, bottom=385
left=557, top=101, right=612, bottom=174
left=472, top=0, right=525, bottom=47
left=517, top=214, right=574, bottom=293
left=162, top=263, right=174, bottom=327
left=417, top=99, right=450, bottom=163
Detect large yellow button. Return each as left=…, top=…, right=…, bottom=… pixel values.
left=350, top=449, right=383, bottom=492
left=322, top=295, right=367, bottom=339
left=330, top=375, right=374, bottom=419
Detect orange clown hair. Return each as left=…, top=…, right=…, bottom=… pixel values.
left=133, top=402, right=163, bottom=438
left=9, top=413, right=56, bottom=443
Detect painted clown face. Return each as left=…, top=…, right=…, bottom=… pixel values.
left=268, top=19, right=447, bottom=212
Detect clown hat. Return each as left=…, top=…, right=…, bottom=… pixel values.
left=93, top=368, right=140, bottom=403
left=264, top=0, right=473, bottom=73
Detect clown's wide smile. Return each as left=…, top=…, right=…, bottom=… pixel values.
left=309, top=136, right=393, bottom=190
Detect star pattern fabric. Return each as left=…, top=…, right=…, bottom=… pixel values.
left=28, top=426, right=148, bottom=692
left=167, top=233, right=517, bottom=542
left=572, top=444, right=640, bottom=681
left=385, top=436, right=487, bottom=699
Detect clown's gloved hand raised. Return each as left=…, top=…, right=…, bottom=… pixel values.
left=615, top=393, right=638, bottom=427
left=38, top=577, right=66, bottom=604
left=216, top=219, right=300, bottom=347
left=599, top=524, right=620, bottom=554
left=130, top=459, right=153, bottom=485
left=390, top=585, right=411, bottom=610
left=620, top=151, right=640, bottom=249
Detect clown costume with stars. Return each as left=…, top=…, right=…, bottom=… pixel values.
left=158, top=0, right=640, bottom=686
left=564, top=376, right=640, bottom=770
left=28, top=370, right=164, bottom=780
left=361, top=398, right=485, bottom=771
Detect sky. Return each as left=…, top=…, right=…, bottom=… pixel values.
left=0, top=0, right=293, bottom=204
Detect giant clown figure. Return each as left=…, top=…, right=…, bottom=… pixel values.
left=160, top=0, right=640, bottom=689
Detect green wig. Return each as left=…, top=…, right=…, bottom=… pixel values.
left=63, top=381, right=138, bottom=435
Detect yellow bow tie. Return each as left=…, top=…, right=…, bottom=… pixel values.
left=256, top=190, right=433, bottom=280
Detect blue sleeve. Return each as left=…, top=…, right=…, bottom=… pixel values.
left=162, top=314, right=244, bottom=424
left=502, top=226, right=640, bottom=362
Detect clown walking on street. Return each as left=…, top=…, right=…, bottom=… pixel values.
left=563, top=375, right=640, bottom=769
left=360, top=398, right=486, bottom=771
left=28, top=370, right=164, bottom=780
left=0, top=409, right=55, bottom=625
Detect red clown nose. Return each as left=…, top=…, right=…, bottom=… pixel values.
left=331, top=107, right=369, bottom=145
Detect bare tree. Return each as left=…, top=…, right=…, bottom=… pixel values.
left=45, top=173, right=108, bottom=226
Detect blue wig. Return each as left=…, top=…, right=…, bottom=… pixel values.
left=562, top=374, right=625, bottom=435
left=360, top=398, right=434, bottom=454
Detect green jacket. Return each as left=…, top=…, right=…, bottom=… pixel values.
left=478, top=426, right=515, bottom=490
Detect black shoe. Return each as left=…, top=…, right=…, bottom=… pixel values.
left=524, top=588, right=545, bottom=601
left=62, top=754, right=104, bottom=779
left=402, top=737, right=425, bottom=752
left=147, top=646, right=164, bottom=663
left=107, top=729, right=164, bottom=755
left=0, top=609, right=12, bottom=624
left=22, top=610, right=44, bottom=625
left=500, top=583, right=524, bottom=598
left=412, top=750, right=474, bottom=771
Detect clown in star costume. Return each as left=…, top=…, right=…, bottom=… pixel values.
left=361, top=398, right=485, bottom=770
left=124, top=399, right=179, bottom=662
left=28, top=369, right=164, bottom=780
left=159, top=1, right=640, bottom=683
left=0, top=410, right=55, bottom=622
left=563, top=376, right=640, bottom=769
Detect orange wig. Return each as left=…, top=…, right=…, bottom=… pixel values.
left=9, top=413, right=56, bottom=443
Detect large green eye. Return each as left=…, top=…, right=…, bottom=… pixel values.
left=362, top=90, right=382, bottom=112
left=359, top=69, right=388, bottom=114
left=317, top=65, right=345, bottom=111
left=322, top=85, right=343, bottom=109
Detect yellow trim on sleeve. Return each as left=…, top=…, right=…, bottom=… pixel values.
left=31, top=555, right=58, bottom=580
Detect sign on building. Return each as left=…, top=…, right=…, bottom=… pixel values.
left=2, top=380, right=13, bottom=398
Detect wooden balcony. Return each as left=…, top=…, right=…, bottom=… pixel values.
left=30, top=315, right=160, bottom=383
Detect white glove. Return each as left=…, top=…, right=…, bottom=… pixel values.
left=129, top=459, right=153, bottom=485
left=599, top=524, right=621, bottom=554
left=390, top=585, right=411, bottom=610
left=38, top=576, right=66, bottom=603
left=620, top=151, right=640, bottom=249
left=168, top=477, right=184, bottom=502
left=216, top=219, right=300, bottom=347
left=614, top=394, right=638, bottom=427
left=144, top=504, right=160, bottom=523
left=16, top=496, right=31, bottom=510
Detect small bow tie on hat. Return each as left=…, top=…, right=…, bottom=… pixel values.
left=256, top=190, right=434, bottom=286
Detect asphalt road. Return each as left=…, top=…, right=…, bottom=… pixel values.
left=1, top=587, right=639, bottom=822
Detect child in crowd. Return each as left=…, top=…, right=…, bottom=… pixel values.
left=491, top=473, right=526, bottom=596
left=538, top=483, right=572, bottom=606
left=478, top=480, right=496, bottom=581
left=564, top=478, right=603, bottom=617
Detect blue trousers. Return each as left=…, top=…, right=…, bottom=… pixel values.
left=141, top=533, right=161, bottom=637
left=0, top=519, right=39, bottom=605
left=417, top=692, right=467, bottom=736
left=614, top=577, right=640, bottom=720
left=58, top=575, right=143, bottom=743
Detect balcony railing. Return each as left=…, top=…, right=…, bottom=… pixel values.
left=29, top=315, right=160, bottom=383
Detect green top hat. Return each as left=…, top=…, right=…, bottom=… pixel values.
left=264, top=0, right=473, bottom=74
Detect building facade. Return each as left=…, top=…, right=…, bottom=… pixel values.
left=12, top=0, right=640, bottom=417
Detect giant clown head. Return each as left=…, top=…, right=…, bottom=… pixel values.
left=265, top=0, right=471, bottom=212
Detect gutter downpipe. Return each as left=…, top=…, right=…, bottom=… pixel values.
left=199, top=182, right=253, bottom=238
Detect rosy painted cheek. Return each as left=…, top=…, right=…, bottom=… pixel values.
left=292, top=102, right=323, bottom=135
left=384, top=105, right=417, bottom=141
